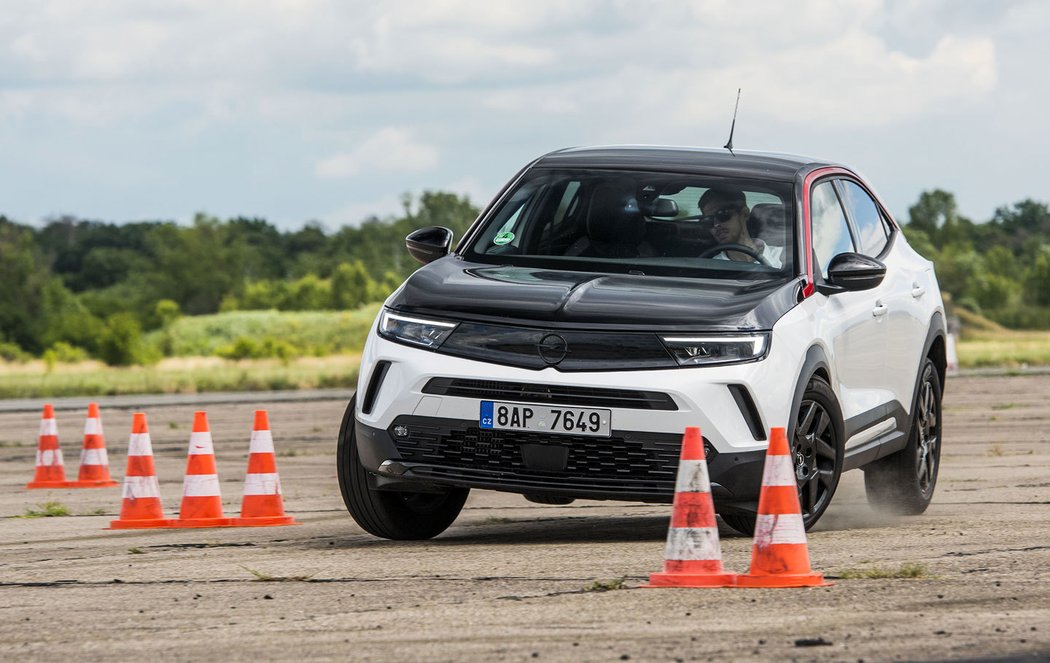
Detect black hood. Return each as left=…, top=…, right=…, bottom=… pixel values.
left=388, top=257, right=801, bottom=331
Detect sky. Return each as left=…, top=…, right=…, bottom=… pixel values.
left=1, top=0, right=1046, bottom=230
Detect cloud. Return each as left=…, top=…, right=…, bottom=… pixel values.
left=315, top=128, right=439, bottom=179
left=0, top=0, right=1032, bottom=227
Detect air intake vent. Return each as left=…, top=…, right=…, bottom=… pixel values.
left=361, top=361, right=391, bottom=415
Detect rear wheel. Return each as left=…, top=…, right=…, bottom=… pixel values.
left=864, top=358, right=942, bottom=514
left=722, top=375, right=844, bottom=536
left=337, top=397, right=469, bottom=540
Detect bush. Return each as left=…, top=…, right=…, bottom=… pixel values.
left=216, top=335, right=301, bottom=362
left=97, top=313, right=146, bottom=366
left=986, top=306, right=1050, bottom=330
left=0, top=340, right=31, bottom=362
left=43, top=342, right=89, bottom=366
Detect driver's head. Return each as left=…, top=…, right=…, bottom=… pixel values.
left=699, top=186, right=751, bottom=245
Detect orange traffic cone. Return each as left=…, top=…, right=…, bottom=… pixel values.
left=735, top=427, right=830, bottom=588
left=109, top=413, right=174, bottom=529
left=232, top=410, right=298, bottom=527
left=69, top=403, right=119, bottom=488
left=27, top=404, right=72, bottom=489
left=172, top=412, right=233, bottom=528
left=647, top=427, right=735, bottom=587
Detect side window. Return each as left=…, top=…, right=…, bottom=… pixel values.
left=810, top=181, right=855, bottom=278
left=839, top=180, right=888, bottom=257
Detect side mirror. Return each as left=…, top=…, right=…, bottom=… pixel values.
left=405, top=226, right=453, bottom=265
left=817, top=252, right=886, bottom=295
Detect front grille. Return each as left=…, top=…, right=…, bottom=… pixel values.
left=388, top=416, right=713, bottom=497
left=422, top=378, right=678, bottom=411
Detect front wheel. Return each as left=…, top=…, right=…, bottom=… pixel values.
left=864, top=358, right=942, bottom=515
left=337, top=397, right=469, bottom=540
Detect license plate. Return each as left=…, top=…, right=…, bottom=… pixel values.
left=480, top=401, right=611, bottom=437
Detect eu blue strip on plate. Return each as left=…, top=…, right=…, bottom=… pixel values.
left=480, top=401, right=494, bottom=429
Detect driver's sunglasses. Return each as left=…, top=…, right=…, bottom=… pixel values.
left=701, top=206, right=741, bottom=225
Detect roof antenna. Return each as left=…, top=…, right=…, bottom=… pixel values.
left=723, top=88, right=741, bottom=156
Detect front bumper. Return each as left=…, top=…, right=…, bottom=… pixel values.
left=356, top=417, right=765, bottom=510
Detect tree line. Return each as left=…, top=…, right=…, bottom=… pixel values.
left=903, top=191, right=1050, bottom=328
left=1, top=188, right=1048, bottom=366
left=0, top=192, right=478, bottom=364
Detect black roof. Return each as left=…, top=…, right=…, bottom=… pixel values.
left=534, top=145, right=839, bottom=181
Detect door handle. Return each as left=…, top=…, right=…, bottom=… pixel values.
left=872, top=303, right=888, bottom=318
left=911, top=283, right=926, bottom=298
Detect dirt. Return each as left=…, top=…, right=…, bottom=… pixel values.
left=1, top=376, right=1048, bottom=662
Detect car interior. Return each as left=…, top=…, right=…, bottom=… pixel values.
left=477, top=174, right=791, bottom=271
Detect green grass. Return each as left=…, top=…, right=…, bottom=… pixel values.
left=838, top=563, right=928, bottom=579
left=583, top=577, right=628, bottom=592
left=20, top=501, right=72, bottom=518
left=0, top=306, right=376, bottom=398
left=150, top=305, right=380, bottom=357
left=0, top=354, right=360, bottom=399
left=955, top=307, right=1050, bottom=368
left=957, top=334, right=1050, bottom=368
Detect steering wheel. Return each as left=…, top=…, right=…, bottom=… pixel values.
left=698, top=243, right=770, bottom=266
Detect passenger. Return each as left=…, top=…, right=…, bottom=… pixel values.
left=699, top=187, right=783, bottom=267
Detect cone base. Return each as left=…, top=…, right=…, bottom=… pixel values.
left=734, top=572, right=831, bottom=588
left=169, top=517, right=236, bottom=529
left=232, top=515, right=299, bottom=527
left=107, top=518, right=177, bottom=529
left=26, top=480, right=76, bottom=489
left=67, top=479, right=120, bottom=488
left=646, top=572, right=736, bottom=588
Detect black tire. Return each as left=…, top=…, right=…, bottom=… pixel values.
left=864, top=358, right=942, bottom=515
left=721, top=375, right=845, bottom=537
left=337, top=397, right=469, bottom=540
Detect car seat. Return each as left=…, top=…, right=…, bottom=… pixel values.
left=565, top=183, right=654, bottom=258
left=748, top=203, right=788, bottom=248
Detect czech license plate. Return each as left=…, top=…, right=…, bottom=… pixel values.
left=480, top=401, right=611, bottom=437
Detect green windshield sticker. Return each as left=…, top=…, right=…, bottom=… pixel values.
left=493, top=231, right=515, bottom=246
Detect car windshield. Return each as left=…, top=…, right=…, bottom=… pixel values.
left=464, top=168, right=795, bottom=279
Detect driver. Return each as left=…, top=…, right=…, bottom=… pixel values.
left=699, top=186, right=783, bottom=267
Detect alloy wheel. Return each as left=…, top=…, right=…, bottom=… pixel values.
left=915, top=370, right=940, bottom=497
left=793, top=399, right=839, bottom=523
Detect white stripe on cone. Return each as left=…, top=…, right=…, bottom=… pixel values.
left=80, top=448, right=108, bottom=466
left=754, top=513, right=807, bottom=546
left=674, top=459, right=712, bottom=493
left=36, top=449, right=64, bottom=466
left=127, top=433, right=153, bottom=457
left=664, top=527, right=723, bottom=561
left=249, top=430, right=275, bottom=454
left=182, top=474, right=221, bottom=497
left=122, top=475, right=161, bottom=499
left=243, top=473, right=281, bottom=495
left=39, top=418, right=58, bottom=436
left=761, top=453, right=796, bottom=487
left=84, top=418, right=102, bottom=436
left=187, top=431, right=214, bottom=455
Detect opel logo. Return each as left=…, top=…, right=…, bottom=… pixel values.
left=536, top=334, right=568, bottom=365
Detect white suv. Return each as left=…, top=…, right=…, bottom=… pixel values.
left=337, top=146, right=947, bottom=540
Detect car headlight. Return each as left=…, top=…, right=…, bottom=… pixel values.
left=378, top=309, right=458, bottom=349
left=659, top=333, right=769, bottom=366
